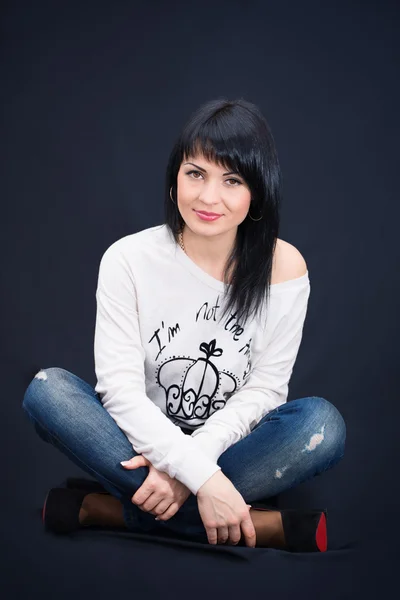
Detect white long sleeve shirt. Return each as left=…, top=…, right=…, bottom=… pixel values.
left=94, top=223, right=311, bottom=496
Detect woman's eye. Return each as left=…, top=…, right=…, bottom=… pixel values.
left=187, top=170, right=202, bottom=179
left=186, top=170, right=241, bottom=186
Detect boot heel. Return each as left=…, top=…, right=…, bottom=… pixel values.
left=280, top=508, right=328, bottom=552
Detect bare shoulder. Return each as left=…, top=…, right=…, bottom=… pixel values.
left=271, top=238, right=308, bottom=285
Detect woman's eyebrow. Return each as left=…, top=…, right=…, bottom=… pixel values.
left=184, top=162, right=239, bottom=176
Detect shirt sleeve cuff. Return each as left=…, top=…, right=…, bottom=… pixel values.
left=190, top=430, right=224, bottom=464
left=174, top=442, right=222, bottom=495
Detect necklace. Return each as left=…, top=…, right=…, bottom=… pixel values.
left=178, top=229, right=186, bottom=254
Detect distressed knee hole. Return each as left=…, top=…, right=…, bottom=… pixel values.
left=274, top=466, right=289, bottom=479
left=34, top=370, right=48, bottom=381
left=302, top=424, right=326, bottom=453
left=273, top=423, right=327, bottom=479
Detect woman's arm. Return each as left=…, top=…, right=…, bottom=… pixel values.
left=190, top=268, right=311, bottom=463
left=94, top=241, right=221, bottom=495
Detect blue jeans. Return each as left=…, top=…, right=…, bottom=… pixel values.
left=22, top=367, right=346, bottom=544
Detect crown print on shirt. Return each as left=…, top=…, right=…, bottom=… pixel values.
left=157, top=337, right=251, bottom=422
left=147, top=294, right=254, bottom=426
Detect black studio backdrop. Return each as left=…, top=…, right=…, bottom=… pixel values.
left=2, top=1, right=399, bottom=598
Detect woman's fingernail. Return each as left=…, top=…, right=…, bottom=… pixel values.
left=120, top=461, right=129, bottom=466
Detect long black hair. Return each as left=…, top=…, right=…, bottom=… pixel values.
left=164, top=97, right=281, bottom=329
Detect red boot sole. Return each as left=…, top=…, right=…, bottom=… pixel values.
left=316, top=511, right=327, bottom=552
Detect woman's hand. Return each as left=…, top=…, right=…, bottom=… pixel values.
left=197, top=470, right=255, bottom=547
left=120, top=455, right=191, bottom=521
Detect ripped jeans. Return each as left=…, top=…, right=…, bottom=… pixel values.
left=22, top=367, right=346, bottom=544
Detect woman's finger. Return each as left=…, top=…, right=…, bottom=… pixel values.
left=139, top=492, right=165, bottom=513
left=155, top=501, right=179, bottom=521
left=217, top=525, right=230, bottom=545
left=206, top=526, right=218, bottom=545
left=227, top=523, right=242, bottom=545
left=241, top=514, right=257, bottom=548
left=153, top=498, right=174, bottom=518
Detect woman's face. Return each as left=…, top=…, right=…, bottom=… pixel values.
left=176, top=153, right=252, bottom=236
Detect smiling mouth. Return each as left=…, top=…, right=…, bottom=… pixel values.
left=194, top=210, right=223, bottom=217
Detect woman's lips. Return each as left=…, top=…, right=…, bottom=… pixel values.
left=194, top=210, right=223, bottom=221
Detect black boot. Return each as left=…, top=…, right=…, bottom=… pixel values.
left=42, top=486, right=109, bottom=534
left=251, top=506, right=328, bottom=552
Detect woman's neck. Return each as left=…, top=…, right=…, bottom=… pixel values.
left=178, top=224, right=237, bottom=283
left=181, top=224, right=236, bottom=265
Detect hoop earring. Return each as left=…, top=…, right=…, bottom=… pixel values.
left=248, top=210, right=263, bottom=221
left=170, top=186, right=176, bottom=203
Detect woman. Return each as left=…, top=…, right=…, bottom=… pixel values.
left=22, top=97, right=346, bottom=550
